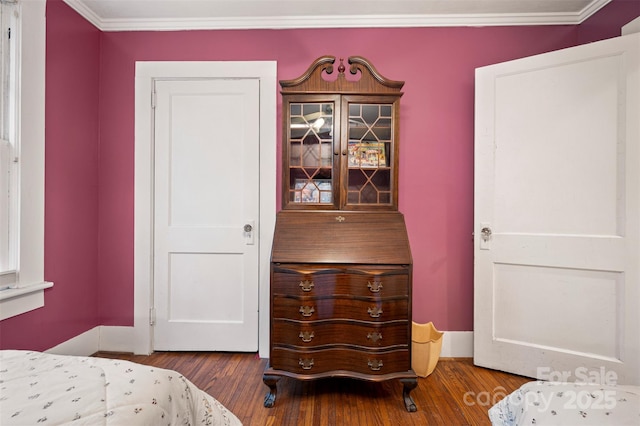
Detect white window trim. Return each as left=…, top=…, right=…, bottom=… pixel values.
left=0, top=0, right=52, bottom=321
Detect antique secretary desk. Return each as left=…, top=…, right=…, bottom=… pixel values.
left=263, top=56, right=418, bottom=412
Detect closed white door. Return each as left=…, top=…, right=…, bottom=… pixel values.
left=474, top=33, right=640, bottom=384
left=153, top=78, right=260, bottom=351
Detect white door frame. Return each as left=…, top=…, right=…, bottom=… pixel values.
left=133, top=61, right=277, bottom=356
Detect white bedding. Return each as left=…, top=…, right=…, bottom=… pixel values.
left=0, top=350, right=242, bottom=426
left=489, top=381, right=640, bottom=426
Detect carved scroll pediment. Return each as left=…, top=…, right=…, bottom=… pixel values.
left=280, top=56, right=404, bottom=94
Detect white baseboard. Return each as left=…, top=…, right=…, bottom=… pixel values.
left=46, top=327, right=474, bottom=358
left=99, top=325, right=138, bottom=353
left=45, top=327, right=100, bottom=356
left=440, top=331, right=473, bottom=358
left=45, top=326, right=137, bottom=356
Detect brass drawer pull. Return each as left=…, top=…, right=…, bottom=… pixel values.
left=299, top=306, right=315, bottom=317
left=367, top=332, right=382, bottom=343
left=299, top=280, right=315, bottom=292
left=368, top=359, right=383, bottom=371
left=299, top=331, right=315, bottom=342
left=299, top=358, right=314, bottom=370
left=367, top=306, right=383, bottom=318
left=367, top=281, right=383, bottom=293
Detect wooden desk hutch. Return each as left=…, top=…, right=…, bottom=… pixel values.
left=263, top=56, right=418, bottom=412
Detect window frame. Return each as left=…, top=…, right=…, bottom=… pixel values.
left=1, top=0, right=19, bottom=287
left=0, top=0, right=52, bottom=321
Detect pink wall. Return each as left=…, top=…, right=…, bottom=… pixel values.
left=95, top=26, right=577, bottom=332
left=1, top=0, right=637, bottom=350
left=579, top=0, right=640, bottom=43
left=0, top=0, right=101, bottom=350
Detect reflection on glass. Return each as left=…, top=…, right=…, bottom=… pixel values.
left=289, top=102, right=334, bottom=204
left=347, top=103, right=393, bottom=205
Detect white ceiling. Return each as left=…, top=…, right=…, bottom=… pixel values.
left=62, top=0, right=612, bottom=31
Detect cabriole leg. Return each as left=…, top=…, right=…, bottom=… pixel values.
left=263, top=374, right=280, bottom=408
left=400, top=377, right=418, bottom=412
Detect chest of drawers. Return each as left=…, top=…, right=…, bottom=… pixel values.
left=263, top=211, right=418, bottom=411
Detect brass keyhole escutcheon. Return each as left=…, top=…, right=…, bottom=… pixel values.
left=299, top=280, right=314, bottom=292
left=299, top=331, right=314, bottom=343
left=299, top=358, right=314, bottom=370
left=367, top=281, right=383, bottom=293
left=368, top=359, right=383, bottom=371
left=299, top=306, right=315, bottom=317
left=367, top=332, right=382, bottom=343
left=368, top=306, right=383, bottom=318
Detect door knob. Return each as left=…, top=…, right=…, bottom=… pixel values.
left=243, top=221, right=255, bottom=245
left=480, top=226, right=492, bottom=241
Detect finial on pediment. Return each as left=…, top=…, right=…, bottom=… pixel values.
left=280, top=55, right=404, bottom=94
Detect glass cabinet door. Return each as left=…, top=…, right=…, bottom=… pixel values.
left=280, top=56, right=404, bottom=211
left=286, top=99, right=337, bottom=207
left=344, top=99, right=396, bottom=208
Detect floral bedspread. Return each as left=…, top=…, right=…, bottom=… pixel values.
left=0, top=350, right=242, bottom=426
left=489, top=380, right=640, bottom=426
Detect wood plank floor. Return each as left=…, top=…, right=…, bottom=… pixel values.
left=95, top=352, right=532, bottom=425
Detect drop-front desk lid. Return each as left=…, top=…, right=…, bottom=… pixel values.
left=271, top=211, right=412, bottom=265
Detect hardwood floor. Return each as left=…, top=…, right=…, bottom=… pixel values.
left=95, top=352, right=532, bottom=425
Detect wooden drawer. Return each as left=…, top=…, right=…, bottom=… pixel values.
left=271, top=319, right=409, bottom=348
left=272, top=296, right=408, bottom=322
left=270, top=347, right=410, bottom=376
left=272, top=265, right=408, bottom=298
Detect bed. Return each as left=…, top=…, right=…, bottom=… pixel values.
left=489, top=380, right=640, bottom=425
left=0, top=350, right=242, bottom=425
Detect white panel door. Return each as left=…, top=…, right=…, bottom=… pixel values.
left=153, top=78, right=259, bottom=351
left=474, top=33, right=640, bottom=384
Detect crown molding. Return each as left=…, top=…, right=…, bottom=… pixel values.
left=62, top=0, right=611, bottom=32
left=577, top=0, right=612, bottom=22
left=62, top=0, right=103, bottom=29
